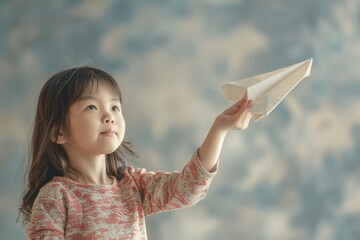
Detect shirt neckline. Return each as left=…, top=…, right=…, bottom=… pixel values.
left=52, top=175, right=117, bottom=188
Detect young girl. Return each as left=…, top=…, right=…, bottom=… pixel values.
left=19, top=66, right=252, bottom=239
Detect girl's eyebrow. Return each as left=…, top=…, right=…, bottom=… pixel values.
left=78, top=96, right=120, bottom=102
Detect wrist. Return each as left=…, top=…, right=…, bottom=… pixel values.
left=213, top=117, right=229, bottom=136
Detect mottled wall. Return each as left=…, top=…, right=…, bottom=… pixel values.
left=1, top=0, right=359, bottom=239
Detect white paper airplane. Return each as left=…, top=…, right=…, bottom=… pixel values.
left=221, top=58, right=313, bottom=121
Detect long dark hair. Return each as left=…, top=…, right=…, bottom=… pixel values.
left=19, top=66, right=136, bottom=223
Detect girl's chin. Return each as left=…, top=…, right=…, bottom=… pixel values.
left=101, top=145, right=121, bottom=155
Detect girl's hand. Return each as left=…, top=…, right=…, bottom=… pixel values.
left=198, top=97, right=253, bottom=171
left=215, top=97, right=253, bottom=131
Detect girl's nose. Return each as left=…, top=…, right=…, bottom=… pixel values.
left=105, top=118, right=114, bottom=124
left=103, top=112, right=115, bottom=124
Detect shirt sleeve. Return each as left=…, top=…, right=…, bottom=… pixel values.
left=128, top=149, right=218, bottom=216
left=27, top=184, right=66, bottom=239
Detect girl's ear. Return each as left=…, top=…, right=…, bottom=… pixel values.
left=51, top=127, right=67, bottom=144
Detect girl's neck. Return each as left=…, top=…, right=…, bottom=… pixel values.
left=65, top=153, right=113, bottom=185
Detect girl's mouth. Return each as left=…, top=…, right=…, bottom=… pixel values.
left=100, top=129, right=116, bottom=136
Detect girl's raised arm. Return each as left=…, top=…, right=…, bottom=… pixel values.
left=198, top=98, right=253, bottom=172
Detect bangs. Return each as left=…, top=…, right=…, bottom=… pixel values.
left=68, top=67, right=122, bottom=105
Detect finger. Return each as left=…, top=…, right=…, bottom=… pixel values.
left=240, top=112, right=252, bottom=128
left=234, top=97, right=247, bottom=108
left=234, top=101, right=249, bottom=120
left=240, top=99, right=252, bottom=113
left=231, top=110, right=249, bottom=130
left=222, top=105, right=239, bottom=116
left=223, top=99, right=247, bottom=115
left=232, top=100, right=248, bottom=116
left=245, top=112, right=252, bottom=123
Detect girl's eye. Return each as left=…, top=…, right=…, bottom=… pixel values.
left=85, top=105, right=97, bottom=110
left=112, top=106, right=121, bottom=112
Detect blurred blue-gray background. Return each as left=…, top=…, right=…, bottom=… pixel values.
left=1, top=0, right=360, bottom=239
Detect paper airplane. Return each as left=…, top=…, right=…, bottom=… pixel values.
left=221, top=58, right=313, bottom=121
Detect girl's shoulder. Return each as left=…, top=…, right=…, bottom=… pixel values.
left=124, top=165, right=147, bottom=175
left=37, top=177, right=70, bottom=199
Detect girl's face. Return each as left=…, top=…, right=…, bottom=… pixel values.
left=61, top=82, right=125, bottom=157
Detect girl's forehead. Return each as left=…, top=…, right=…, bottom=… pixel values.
left=82, top=81, right=118, bottom=97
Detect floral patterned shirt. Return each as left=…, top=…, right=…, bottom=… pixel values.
left=27, top=151, right=218, bottom=239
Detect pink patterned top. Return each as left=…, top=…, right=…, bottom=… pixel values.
left=27, top=151, right=218, bottom=239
